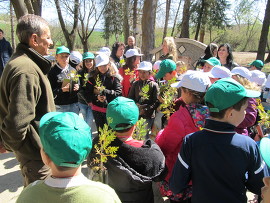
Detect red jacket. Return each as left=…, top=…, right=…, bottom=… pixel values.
left=155, top=105, right=199, bottom=182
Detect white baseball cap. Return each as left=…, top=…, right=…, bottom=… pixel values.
left=171, top=70, right=211, bottom=92
left=96, top=47, right=111, bottom=57
left=153, top=60, right=162, bottom=71
left=124, top=49, right=143, bottom=58
left=137, top=61, right=152, bottom=71
left=208, top=65, right=231, bottom=79
left=95, top=54, right=110, bottom=67
left=231, top=67, right=251, bottom=80
left=70, top=51, right=82, bottom=64
left=250, top=70, right=266, bottom=86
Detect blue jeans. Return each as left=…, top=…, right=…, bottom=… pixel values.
left=55, top=102, right=80, bottom=115
left=78, top=102, right=97, bottom=135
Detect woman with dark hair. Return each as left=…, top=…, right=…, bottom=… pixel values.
left=119, top=49, right=143, bottom=97
left=110, top=42, right=125, bottom=68
left=78, top=52, right=97, bottom=135
left=85, top=54, right=122, bottom=130
left=217, top=43, right=238, bottom=70
left=195, top=43, right=218, bottom=69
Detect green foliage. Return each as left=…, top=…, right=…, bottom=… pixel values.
left=92, top=123, right=119, bottom=171
left=159, top=78, right=178, bottom=119
left=256, top=99, right=270, bottom=128
left=68, top=69, right=81, bottom=83
left=103, top=1, right=124, bottom=41
left=133, top=118, right=148, bottom=140
left=139, top=83, right=150, bottom=101
left=95, top=74, right=106, bottom=93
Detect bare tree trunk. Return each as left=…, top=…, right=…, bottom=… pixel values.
left=199, top=26, right=205, bottom=43
left=162, top=0, right=171, bottom=39
left=133, top=0, right=138, bottom=41
left=265, top=43, right=270, bottom=63
left=54, top=0, right=79, bottom=51
left=141, top=0, right=158, bottom=61
left=257, top=0, right=270, bottom=61
left=10, top=2, right=16, bottom=50
left=171, top=0, right=181, bottom=37
left=11, top=0, right=28, bottom=19
left=123, top=0, right=130, bottom=44
left=180, top=0, right=190, bottom=38
left=194, top=0, right=205, bottom=40
left=31, top=0, right=42, bottom=15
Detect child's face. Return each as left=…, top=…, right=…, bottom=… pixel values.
left=98, top=64, right=109, bottom=74
left=84, top=59, right=94, bottom=70
left=138, top=70, right=150, bottom=81
left=262, top=176, right=270, bottom=202
left=227, top=100, right=248, bottom=126
left=163, top=72, right=175, bottom=81
left=56, top=53, right=70, bottom=68
left=203, top=63, right=213, bottom=72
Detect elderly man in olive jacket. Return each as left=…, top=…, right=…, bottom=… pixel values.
left=0, top=14, right=55, bottom=186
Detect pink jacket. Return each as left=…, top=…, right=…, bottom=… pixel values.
left=155, top=105, right=200, bottom=182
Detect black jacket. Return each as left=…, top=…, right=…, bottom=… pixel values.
left=89, top=137, right=166, bottom=203
left=48, top=64, right=79, bottom=105
left=85, top=72, right=122, bottom=108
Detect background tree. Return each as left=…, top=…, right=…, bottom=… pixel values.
left=257, top=0, right=270, bottom=62
left=141, top=0, right=157, bottom=61
left=162, top=0, right=171, bottom=39
left=103, top=0, right=123, bottom=46
left=190, top=0, right=230, bottom=43
left=54, top=0, right=79, bottom=51
left=9, top=2, right=16, bottom=50
left=179, top=0, right=190, bottom=38
left=77, top=0, right=107, bottom=52
left=11, top=0, right=42, bottom=19
left=171, top=0, right=182, bottom=37
left=123, top=0, right=130, bottom=43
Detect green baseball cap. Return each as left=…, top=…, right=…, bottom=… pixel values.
left=202, top=57, right=221, bottom=67
left=39, top=112, right=92, bottom=167
left=82, top=52, right=95, bottom=60
left=205, top=77, right=260, bottom=112
left=56, top=45, right=70, bottom=55
left=248, top=60, right=264, bottom=69
left=155, top=59, right=176, bottom=79
left=106, top=97, right=139, bottom=130
left=260, top=136, right=270, bottom=167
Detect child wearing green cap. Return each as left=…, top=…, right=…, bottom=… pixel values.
left=48, top=45, right=80, bottom=114
left=16, top=112, right=121, bottom=203
left=89, top=97, right=166, bottom=203
left=169, top=78, right=268, bottom=203
left=78, top=52, right=97, bottom=134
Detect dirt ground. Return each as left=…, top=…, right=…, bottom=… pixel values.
left=233, top=52, right=258, bottom=66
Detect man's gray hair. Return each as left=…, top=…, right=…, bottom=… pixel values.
left=16, top=14, right=49, bottom=44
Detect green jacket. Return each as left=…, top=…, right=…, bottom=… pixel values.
left=0, top=43, right=55, bottom=165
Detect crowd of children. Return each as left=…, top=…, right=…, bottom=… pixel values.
left=5, top=35, right=270, bottom=203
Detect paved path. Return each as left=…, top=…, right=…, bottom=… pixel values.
left=0, top=152, right=23, bottom=203
left=0, top=152, right=257, bottom=203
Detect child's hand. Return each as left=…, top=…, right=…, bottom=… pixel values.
left=97, top=95, right=106, bottom=103
left=73, top=84, right=79, bottom=91
left=62, top=83, right=70, bottom=92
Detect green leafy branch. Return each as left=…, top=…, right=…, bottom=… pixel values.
left=68, top=69, right=81, bottom=83
left=139, top=84, right=150, bottom=101
left=92, top=123, right=118, bottom=172
left=95, top=74, right=106, bottom=93
left=159, top=78, right=177, bottom=119
left=133, top=118, right=148, bottom=140
left=256, top=98, right=270, bottom=128
left=83, top=73, right=89, bottom=87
